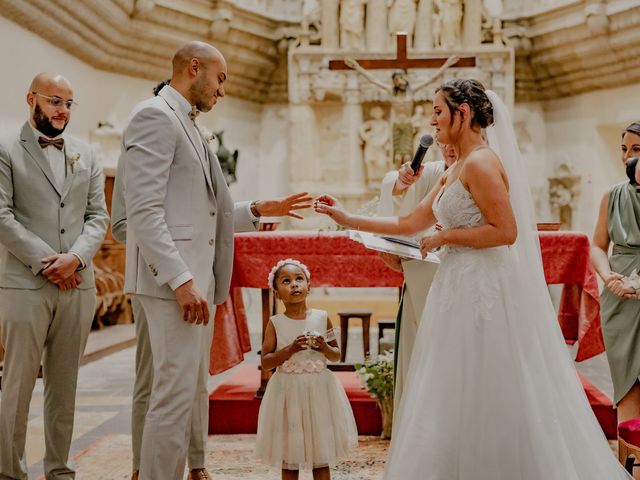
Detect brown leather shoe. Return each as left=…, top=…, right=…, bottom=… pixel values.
left=131, top=471, right=139, bottom=480
left=187, top=468, right=211, bottom=480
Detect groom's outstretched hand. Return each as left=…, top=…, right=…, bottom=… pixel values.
left=253, top=192, right=313, bottom=219
left=175, top=279, right=210, bottom=325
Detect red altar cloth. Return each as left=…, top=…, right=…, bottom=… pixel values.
left=539, top=231, right=604, bottom=361
left=210, top=230, right=603, bottom=373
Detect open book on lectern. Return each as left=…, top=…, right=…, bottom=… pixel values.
left=348, top=230, right=440, bottom=264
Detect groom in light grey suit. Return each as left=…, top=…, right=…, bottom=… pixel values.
left=121, top=42, right=310, bottom=480
left=0, top=73, right=108, bottom=479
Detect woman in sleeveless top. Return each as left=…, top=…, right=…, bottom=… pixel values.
left=315, top=79, right=630, bottom=479
left=591, top=121, right=640, bottom=422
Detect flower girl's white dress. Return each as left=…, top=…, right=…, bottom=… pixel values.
left=255, top=309, right=358, bottom=470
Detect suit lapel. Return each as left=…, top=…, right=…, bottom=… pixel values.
left=19, top=122, right=62, bottom=197
left=157, top=91, right=215, bottom=194
left=60, top=136, right=78, bottom=201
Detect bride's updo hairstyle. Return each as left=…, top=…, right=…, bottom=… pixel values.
left=435, top=79, right=494, bottom=131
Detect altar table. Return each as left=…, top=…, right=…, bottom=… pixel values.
left=210, top=231, right=603, bottom=375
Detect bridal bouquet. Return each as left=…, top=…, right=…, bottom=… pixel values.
left=355, top=351, right=394, bottom=438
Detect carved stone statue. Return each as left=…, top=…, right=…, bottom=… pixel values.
left=340, top=0, right=367, bottom=50
left=345, top=55, right=458, bottom=167
left=435, top=0, right=463, bottom=48
left=548, top=163, right=581, bottom=229
left=411, top=103, right=432, bottom=152
left=388, top=0, right=418, bottom=48
left=212, top=130, right=239, bottom=185
left=359, top=106, right=391, bottom=186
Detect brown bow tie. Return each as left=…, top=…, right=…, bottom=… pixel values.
left=188, top=107, right=200, bottom=122
left=38, top=136, right=64, bottom=150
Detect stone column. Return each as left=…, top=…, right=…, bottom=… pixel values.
left=321, top=0, right=340, bottom=49
left=463, top=0, right=482, bottom=47
left=414, top=0, right=433, bottom=50
left=366, top=0, right=387, bottom=51
left=289, top=103, right=319, bottom=182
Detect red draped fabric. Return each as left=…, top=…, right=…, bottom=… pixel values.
left=210, top=231, right=603, bottom=373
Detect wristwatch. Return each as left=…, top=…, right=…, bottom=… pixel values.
left=250, top=200, right=262, bottom=218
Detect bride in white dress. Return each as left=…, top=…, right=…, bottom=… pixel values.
left=314, top=79, right=630, bottom=479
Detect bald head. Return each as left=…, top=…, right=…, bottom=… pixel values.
left=172, top=41, right=224, bottom=77
left=169, top=41, right=227, bottom=113
left=29, top=73, right=72, bottom=95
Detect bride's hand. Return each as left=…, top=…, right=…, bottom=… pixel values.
left=314, top=195, right=352, bottom=227
left=420, top=232, right=444, bottom=257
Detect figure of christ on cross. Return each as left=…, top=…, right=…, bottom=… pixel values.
left=329, top=32, right=476, bottom=167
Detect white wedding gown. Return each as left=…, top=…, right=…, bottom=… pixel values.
left=383, top=177, right=631, bottom=479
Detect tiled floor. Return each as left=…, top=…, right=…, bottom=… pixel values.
left=0, top=322, right=615, bottom=478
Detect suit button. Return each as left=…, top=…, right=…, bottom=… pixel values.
left=60, top=228, right=65, bottom=234
left=209, top=239, right=214, bottom=245
left=60, top=202, right=65, bottom=208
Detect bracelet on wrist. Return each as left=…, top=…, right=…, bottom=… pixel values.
left=250, top=200, right=261, bottom=218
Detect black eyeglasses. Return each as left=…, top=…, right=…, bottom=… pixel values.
left=31, top=92, right=78, bottom=110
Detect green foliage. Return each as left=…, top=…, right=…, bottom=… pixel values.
left=354, top=350, right=394, bottom=401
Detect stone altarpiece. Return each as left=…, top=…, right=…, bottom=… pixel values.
left=287, top=0, right=514, bottom=220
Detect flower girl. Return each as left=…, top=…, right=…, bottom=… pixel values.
left=255, top=259, right=358, bottom=480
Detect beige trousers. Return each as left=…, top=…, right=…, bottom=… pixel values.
left=136, top=294, right=214, bottom=480
left=130, top=296, right=208, bottom=472
left=0, top=283, right=95, bottom=480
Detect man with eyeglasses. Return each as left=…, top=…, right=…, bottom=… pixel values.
left=0, top=73, right=108, bottom=479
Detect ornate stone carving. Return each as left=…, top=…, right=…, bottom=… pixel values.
left=548, top=163, right=582, bottom=229
left=388, top=0, right=418, bottom=48
left=503, top=0, right=640, bottom=101
left=434, top=0, right=463, bottom=49
left=343, top=54, right=463, bottom=165
left=210, top=7, right=233, bottom=39
left=340, top=0, right=367, bottom=50
left=411, top=103, right=433, bottom=152
left=360, top=106, right=392, bottom=187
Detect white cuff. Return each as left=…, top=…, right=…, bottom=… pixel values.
left=69, top=251, right=86, bottom=271
left=168, top=271, right=193, bottom=290
left=247, top=202, right=259, bottom=222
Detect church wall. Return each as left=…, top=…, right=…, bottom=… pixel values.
left=0, top=15, right=267, bottom=203
left=540, top=83, right=640, bottom=234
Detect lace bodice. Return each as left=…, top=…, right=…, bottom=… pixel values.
left=433, top=178, right=486, bottom=231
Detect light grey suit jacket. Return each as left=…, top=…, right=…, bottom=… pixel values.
left=0, top=122, right=109, bottom=290
left=120, top=88, right=257, bottom=304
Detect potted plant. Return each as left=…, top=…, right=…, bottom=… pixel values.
left=355, top=350, right=394, bottom=438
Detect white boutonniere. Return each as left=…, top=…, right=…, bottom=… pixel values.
left=198, top=126, right=216, bottom=145
left=66, top=152, right=81, bottom=173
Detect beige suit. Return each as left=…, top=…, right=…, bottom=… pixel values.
left=121, top=86, right=256, bottom=480
left=111, top=145, right=206, bottom=473
left=0, top=123, right=108, bottom=479
left=377, top=160, right=445, bottom=422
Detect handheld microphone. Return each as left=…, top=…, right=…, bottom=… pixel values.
left=626, top=157, right=639, bottom=185
left=410, top=134, right=434, bottom=173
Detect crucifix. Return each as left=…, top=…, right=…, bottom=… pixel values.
left=328, top=32, right=476, bottom=70
left=329, top=32, right=476, bottom=167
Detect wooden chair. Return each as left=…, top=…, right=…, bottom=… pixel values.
left=338, top=310, right=372, bottom=363
left=618, top=418, right=640, bottom=473
left=377, top=319, right=396, bottom=354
